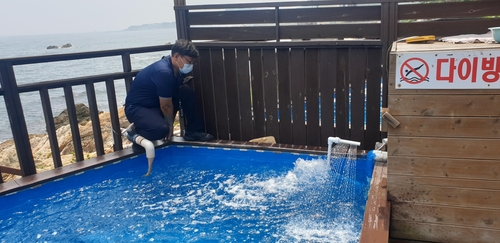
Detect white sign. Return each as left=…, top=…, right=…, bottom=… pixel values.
left=395, top=49, right=500, bottom=89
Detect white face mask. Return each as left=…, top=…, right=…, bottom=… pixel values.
left=177, top=56, right=193, bottom=74
left=180, top=63, right=193, bottom=74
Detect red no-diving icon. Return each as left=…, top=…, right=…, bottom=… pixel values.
left=400, top=58, right=430, bottom=84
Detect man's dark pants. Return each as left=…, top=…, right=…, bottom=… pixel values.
left=125, top=85, right=203, bottom=141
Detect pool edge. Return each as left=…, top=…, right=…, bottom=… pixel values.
left=359, top=161, right=390, bottom=243
left=0, top=139, right=368, bottom=196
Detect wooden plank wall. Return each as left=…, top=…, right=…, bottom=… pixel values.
left=187, top=4, right=382, bottom=41
left=191, top=46, right=383, bottom=150
left=397, top=1, right=500, bottom=38
left=387, top=43, right=500, bottom=243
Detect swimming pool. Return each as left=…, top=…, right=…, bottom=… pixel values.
left=0, top=145, right=374, bottom=242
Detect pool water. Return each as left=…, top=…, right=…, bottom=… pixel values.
left=0, top=145, right=374, bottom=243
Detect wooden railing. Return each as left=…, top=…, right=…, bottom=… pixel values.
left=0, top=45, right=172, bottom=177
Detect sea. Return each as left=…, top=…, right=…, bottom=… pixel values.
left=0, top=28, right=178, bottom=142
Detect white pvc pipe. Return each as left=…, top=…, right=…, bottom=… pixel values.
left=327, top=137, right=361, bottom=163
left=328, top=137, right=361, bottom=146
left=121, top=123, right=155, bottom=177
left=371, top=150, right=388, bottom=162
left=132, top=135, right=155, bottom=177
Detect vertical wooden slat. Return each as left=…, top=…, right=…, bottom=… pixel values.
left=275, top=6, right=280, bottom=41
left=122, top=53, right=133, bottom=93
left=389, top=2, right=398, bottom=46
left=277, top=48, right=292, bottom=144
left=85, top=82, right=105, bottom=156
left=211, top=49, right=230, bottom=140
left=63, top=84, right=84, bottom=162
left=305, top=48, right=320, bottom=146
left=350, top=48, right=367, bottom=148
left=335, top=48, right=350, bottom=139
left=290, top=48, right=306, bottom=145
left=224, top=48, right=242, bottom=141
left=250, top=49, right=266, bottom=138
left=39, top=88, right=62, bottom=168
left=174, top=0, right=189, bottom=40
left=0, top=62, right=36, bottom=176
left=319, top=48, right=336, bottom=145
left=262, top=49, right=279, bottom=141
left=236, top=49, right=254, bottom=141
left=365, top=48, right=382, bottom=150
left=198, top=49, right=218, bottom=137
left=191, top=56, right=205, bottom=134
left=105, top=79, right=122, bottom=152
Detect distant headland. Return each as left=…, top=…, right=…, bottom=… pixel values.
left=125, top=22, right=176, bottom=31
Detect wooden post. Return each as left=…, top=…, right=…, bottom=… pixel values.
left=40, top=87, right=63, bottom=168
left=174, top=0, right=189, bottom=40
left=275, top=6, right=280, bottom=42
left=122, top=53, right=133, bottom=93
left=0, top=62, right=37, bottom=176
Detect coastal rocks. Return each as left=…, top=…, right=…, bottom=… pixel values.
left=53, top=103, right=98, bottom=130
left=46, top=43, right=72, bottom=49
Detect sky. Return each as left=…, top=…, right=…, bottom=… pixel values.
left=0, top=0, right=293, bottom=37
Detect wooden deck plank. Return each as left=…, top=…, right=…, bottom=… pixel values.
left=390, top=220, right=500, bottom=243
left=388, top=94, right=500, bottom=117
left=388, top=116, right=500, bottom=138
left=388, top=184, right=500, bottom=209
left=388, top=156, right=500, bottom=181
left=360, top=162, right=390, bottom=243
left=392, top=203, right=500, bottom=230
left=389, top=174, right=500, bottom=191
left=388, top=137, right=500, bottom=160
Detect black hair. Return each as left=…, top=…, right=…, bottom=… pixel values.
left=171, top=39, right=199, bottom=58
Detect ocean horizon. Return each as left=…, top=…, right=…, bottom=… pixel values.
left=0, top=28, right=178, bottom=142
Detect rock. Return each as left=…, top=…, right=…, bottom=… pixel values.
left=249, top=136, right=276, bottom=144
left=47, top=45, right=59, bottom=49
left=61, top=43, right=72, bottom=48
left=53, top=103, right=98, bottom=130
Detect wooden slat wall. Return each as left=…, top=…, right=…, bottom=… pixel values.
left=188, top=4, right=383, bottom=41
left=387, top=43, right=500, bottom=243
left=397, top=1, right=500, bottom=38
left=193, top=46, right=383, bottom=150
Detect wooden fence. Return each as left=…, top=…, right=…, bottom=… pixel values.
left=173, top=0, right=500, bottom=149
